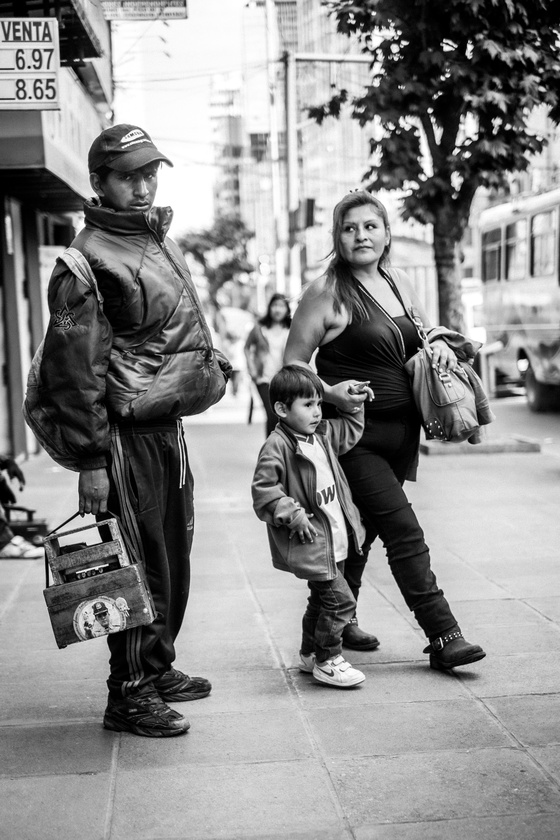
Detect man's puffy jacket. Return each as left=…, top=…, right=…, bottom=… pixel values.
left=40, top=200, right=230, bottom=470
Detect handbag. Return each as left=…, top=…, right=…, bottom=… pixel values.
left=43, top=512, right=156, bottom=649
left=404, top=311, right=492, bottom=444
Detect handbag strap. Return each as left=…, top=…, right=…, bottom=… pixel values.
left=383, top=268, right=432, bottom=353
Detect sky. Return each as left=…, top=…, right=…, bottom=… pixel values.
left=111, top=0, right=249, bottom=235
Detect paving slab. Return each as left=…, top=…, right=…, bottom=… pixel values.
left=117, top=708, right=315, bottom=767
left=486, top=695, right=560, bottom=746
left=110, top=761, right=346, bottom=840
left=0, top=722, right=114, bottom=777
left=291, top=662, right=469, bottom=708
left=0, top=773, right=111, bottom=840
left=355, top=813, right=560, bottom=840
left=308, top=698, right=512, bottom=756
left=455, top=652, right=560, bottom=698
left=328, top=749, right=560, bottom=824
left=531, top=746, right=560, bottom=781
left=525, top=597, right=560, bottom=623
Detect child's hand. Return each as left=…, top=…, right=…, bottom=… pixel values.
left=289, top=512, right=318, bottom=544
left=347, top=381, right=374, bottom=401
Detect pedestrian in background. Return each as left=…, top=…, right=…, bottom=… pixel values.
left=252, top=365, right=369, bottom=688
left=37, top=124, right=231, bottom=737
left=245, top=293, right=291, bottom=436
left=0, top=456, right=42, bottom=559
left=285, top=190, right=486, bottom=671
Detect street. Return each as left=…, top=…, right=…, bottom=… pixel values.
left=490, top=395, right=560, bottom=460
left=1, top=389, right=560, bottom=840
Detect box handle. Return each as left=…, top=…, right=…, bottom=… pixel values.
left=44, top=511, right=118, bottom=588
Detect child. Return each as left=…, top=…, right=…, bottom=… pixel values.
left=251, top=365, right=372, bottom=688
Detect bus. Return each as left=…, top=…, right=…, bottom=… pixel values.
left=478, top=188, right=560, bottom=411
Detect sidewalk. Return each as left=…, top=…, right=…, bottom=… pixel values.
left=2, top=395, right=560, bottom=840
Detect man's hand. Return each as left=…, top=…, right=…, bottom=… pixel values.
left=1, top=457, right=25, bottom=490
left=78, top=468, right=110, bottom=516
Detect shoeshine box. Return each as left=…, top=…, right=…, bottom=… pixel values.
left=43, top=517, right=155, bottom=649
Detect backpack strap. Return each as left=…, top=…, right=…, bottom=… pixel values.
left=58, top=247, right=104, bottom=308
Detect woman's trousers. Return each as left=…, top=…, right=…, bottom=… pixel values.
left=339, top=410, right=457, bottom=639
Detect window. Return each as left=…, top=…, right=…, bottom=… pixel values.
left=530, top=209, right=557, bottom=277
left=481, top=228, right=501, bottom=282
left=505, top=219, right=527, bottom=281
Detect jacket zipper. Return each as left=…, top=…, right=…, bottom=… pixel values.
left=295, top=446, right=337, bottom=579
left=148, top=226, right=215, bottom=354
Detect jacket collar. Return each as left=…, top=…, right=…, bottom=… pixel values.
left=83, top=199, right=174, bottom=241
left=275, top=419, right=329, bottom=450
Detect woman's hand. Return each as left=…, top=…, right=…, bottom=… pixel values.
left=429, top=339, right=458, bottom=373
left=327, top=380, right=374, bottom=413
left=78, top=468, right=110, bottom=516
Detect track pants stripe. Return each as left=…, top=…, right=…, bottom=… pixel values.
left=109, top=425, right=145, bottom=696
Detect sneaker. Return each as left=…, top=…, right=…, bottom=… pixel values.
left=298, top=652, right=316, bottom=673
left=0, top=535, right=43, bottom=559
left=103, top=687, right=190, bottom=737
left=313, top=654, right=365, bottom=688
left=154, top=667, right=211, bottom=702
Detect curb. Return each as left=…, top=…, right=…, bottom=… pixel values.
left=420, top=435, right=541, bottom=455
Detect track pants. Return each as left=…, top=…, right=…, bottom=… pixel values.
left=105, top=420, right=194, bottom=698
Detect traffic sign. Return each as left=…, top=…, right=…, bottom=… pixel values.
left=0, top=18, right=60, bottom=110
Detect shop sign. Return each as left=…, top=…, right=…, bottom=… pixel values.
left=0, top=18, right=59, bottom=110
left=101, top=1, right=188, bottom=20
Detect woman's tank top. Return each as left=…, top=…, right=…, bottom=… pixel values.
left=316, top=280, right=421, bottom=416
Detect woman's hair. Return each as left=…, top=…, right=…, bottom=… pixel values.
left=325, top=190, right=391, bottom=323
left=269, top=365, right=324, bottom=410
left=259, top=293, right=292, bottom=329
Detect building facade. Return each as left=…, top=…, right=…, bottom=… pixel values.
left=0, top=1, right=112, bottom=457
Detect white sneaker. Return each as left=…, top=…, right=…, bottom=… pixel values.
left=298, top=652, right=316, bottom=673
left=0, top=535, right=43, bottom=559
left=313, top=654, right=365, bottom=688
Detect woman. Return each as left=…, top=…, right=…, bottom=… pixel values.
left=284, top=190, right=485, bottom=670
left=245, top=293, right=292, bottom=436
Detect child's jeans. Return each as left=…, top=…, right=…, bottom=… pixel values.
left=301, top=562, right=356, bottom=662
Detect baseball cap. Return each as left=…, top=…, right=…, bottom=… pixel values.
left=88, top=124, right=173, bottom=173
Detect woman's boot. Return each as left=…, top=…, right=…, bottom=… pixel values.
left=342, top=615, right=380, bottom=651
left=423, top=627, right=486, bottom=671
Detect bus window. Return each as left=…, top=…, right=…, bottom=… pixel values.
left=481, top=228, right=501, bottom=282
left=530, top=209, right=557, bottom=277
left=505, top=219, right=527, bottom=281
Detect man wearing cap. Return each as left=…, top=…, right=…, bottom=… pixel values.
left=38, top=124, right=231, bottom=737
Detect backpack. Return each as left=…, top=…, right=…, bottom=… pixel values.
left=22, top=248, right=104, bottom=472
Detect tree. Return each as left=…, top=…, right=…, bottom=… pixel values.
left=309, top=0, right=560, bottom=328
left=177, top=214, right=254, bottom=309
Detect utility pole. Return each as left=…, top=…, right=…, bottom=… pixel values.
left=283, top=51, right=372, bottom=297
left=264, top=0, right=286, bottom=294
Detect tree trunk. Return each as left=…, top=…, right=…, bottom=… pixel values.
left=432, top=209, right=464, bottom=332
